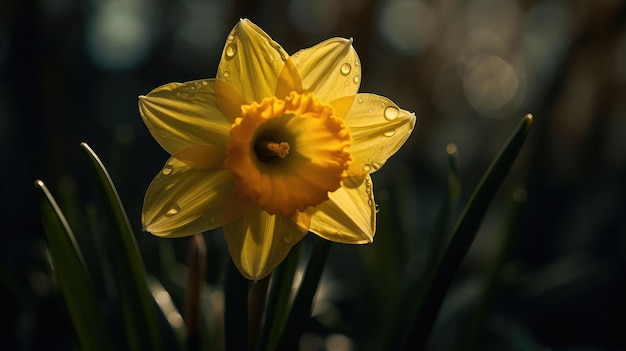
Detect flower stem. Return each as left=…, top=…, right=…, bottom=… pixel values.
left=248, top=274, right=271, bottom=351
left=185, top=235, right=206, bottom=351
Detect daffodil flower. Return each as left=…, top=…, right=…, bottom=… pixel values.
left=139, top=19, right=416, bottom=280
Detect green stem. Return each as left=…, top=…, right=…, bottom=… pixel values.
left=248, top=275, right=271, bottom=351
left=185, top=235, right=206, bottom=351
left=277, top=238, right=331, bottom=350
left=225, top=260, right=249, bottom=351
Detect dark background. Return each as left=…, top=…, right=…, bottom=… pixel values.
left=2, top=0, right=626, bottom=350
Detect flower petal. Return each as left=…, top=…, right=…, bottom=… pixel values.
left=223, top=205, right=308, bottom=280
left=309, top=175, right=376, bottom=244
left=217, top=19, right=289, bottom=105
left=344, top=93, right=416, bottom=176
left=173, top=145, right=226, bottom=171
left=142, top=157, right=245, bottom=237
left=291, top=37, right=361, bottom=102
left=139, top=79, right=232, bottom=155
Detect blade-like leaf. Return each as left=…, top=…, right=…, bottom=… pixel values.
left=80, top=142, right=162, bottom=351
left=402, top=114, right=533, bottom=350
left=35, top=179, right=112, bottom=351
left=460, top=188, right=527, bottom=350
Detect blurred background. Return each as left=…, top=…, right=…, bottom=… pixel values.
left=2, top=0, right=626, bottom=350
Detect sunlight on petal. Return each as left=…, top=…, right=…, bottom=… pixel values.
left=216, top=19, right=289, bottom=105
left=291, top=38, right=361, bottom=102
left=310, top=176, right=376, bottom=244
left=223, top=205, right=308, bottom=280
left=139, top=79, right=232, bottom=155
left=344, top=93, right=416, bottom=176
left=142, top=157, right=239, bottom=237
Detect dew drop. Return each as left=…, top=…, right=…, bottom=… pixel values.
left=340, top=63, right=351, bottom=75
left=162, top=164, right=174, bottom=175
left=225, top=44, right=237, bottom=59
left=283, top=235, right=293, bottom=243
left=354, top=59, right=360, bottom=67
left=362, top=164, right=371, bottom=172
left=357, top=97, right=363, bottom=103
left=367, top=108, right=373, bottom=113
left=383, top=130, right=396, bottom=137
left=371, top=162, right=382, bottom=170
left=223, top=71, right=230, bottom=78
left=227, top=33, right=235, bottom=41
left=201, top=81, right=208, bottom=86
left=375, top=203, right=380, bottom=213
left=165, top=204, right=180, bottom=217
left=384, top=106, right=399, bottom=120
left=353, top=76, right=360, bottom=84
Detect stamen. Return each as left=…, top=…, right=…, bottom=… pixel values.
left=268, top=142, right=290, bottom=158
left=255, top=140, right=290, bottom=161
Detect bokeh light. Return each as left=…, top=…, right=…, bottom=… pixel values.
left=378, top=0, right=437, bottom=55
left=86, top=0, right=157, bottom=71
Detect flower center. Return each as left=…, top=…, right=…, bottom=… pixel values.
left=255, top=140, right=290, bottom=161
left=225, top=92, right=352, bottom=217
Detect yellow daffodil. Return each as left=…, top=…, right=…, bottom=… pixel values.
left=139, top=19, right=416, bottom=280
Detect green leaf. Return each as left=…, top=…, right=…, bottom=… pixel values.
left=34, top=179, right=112, bottom=351
left=402, top=114, right=533, bottom=350
left=276, top=237, right=331, bottom=350
left=460, top=188, right=527, bottom=350
left=80, top=142, right=162, bottom=351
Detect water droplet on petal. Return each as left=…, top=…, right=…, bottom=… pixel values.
left=353, top=76, right=360, bottom=84
left=375, top=203, right=380, bottom=213
left=383, top=130, right=396, bottom=137
left=227, top=34, right=235, bottom=41
left=165, top=204, right=180, bottom=217
left=162, top=164, right=174, bottom=175
left=225, top=44, right=237, bottom=59
left=223, top=71, right=230, bottom=78
left=384, top=106, right=399, bottom=120
left=371, top=162, right=382, bottom=170
left=354, top=59, right=360, bottom=67
left=283, top=235, right=293, bottom=243
left=362, top=164, right=371, bottom=172
left=340, top=63, right=351, bottom=75
left=201, top=81, right=208, bottom=86
left=357, top=97, right=363, bottom=103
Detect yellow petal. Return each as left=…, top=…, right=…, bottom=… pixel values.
left=275, top=58, right=303, bottom=99
left=142, top=157, right=244, bottom=237
left=139, top=79, right=232, bottom=155
left=217, top=19, right=288, bottom=105
left=309, top=176, right=376, bottom=244
left=223, top=205, right=308, bottom=280
left=343, top=94, right=416, bottom=176
left=173, top=145, right=226, bottom=171
left=291, top=37, right=361, bottom=102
